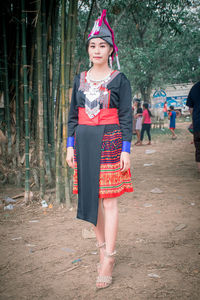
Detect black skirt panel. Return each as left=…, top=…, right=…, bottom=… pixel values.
left=75, top=124, right=105, bottom=225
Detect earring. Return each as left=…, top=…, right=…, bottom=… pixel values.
left=109, top=56, right=112, bottom=69
left=89, top=59, right=92, bottom=68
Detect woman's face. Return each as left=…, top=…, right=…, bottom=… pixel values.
left=88, top=38, right=113, bottom=67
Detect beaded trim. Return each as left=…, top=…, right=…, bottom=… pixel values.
left=78, top=70, right=120, bottom=119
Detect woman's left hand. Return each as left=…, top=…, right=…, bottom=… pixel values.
left=120, top=152, right=131, bottom=172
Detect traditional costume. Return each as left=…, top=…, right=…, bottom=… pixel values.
left=67, top=10, right=133, bottom=226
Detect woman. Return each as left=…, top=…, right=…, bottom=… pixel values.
left=132, top=101, right=137, bottom=135
left=134, top=101, right=143, bottom=145
left=66, top=9, right=133, bottom=289
left=138, top=103, right=152, bottom=145
left=163, top=100, right=168, bottom=118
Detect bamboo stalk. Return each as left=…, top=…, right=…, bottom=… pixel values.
left=42, top=0, right=52, bottom=183
left=15, top=14, right=20, bottom=162
left=62, top=0, right=70, bottom=204
left=55, top=98, right=62, bottom=203
left=32, top=44, right=38, bottom=141
left=19, top=63, right=24, bottom=139
left=64, top=0, right=78, bottom=205
left=21, top=0, right=30, bottom=202
left=28, top=36, right=35, bottom=140
left=56, top=0, right=66, bottom=203
left=68, top=0, right=78, bottom=200
left=36, top=0, right=45, bottom=199
left=70, top=0, right=78, bottom=86
left=51, top=0, right=61, bottom=170
left=48, top=25, right=54, bottom=167
left=47, top=20, right=53, bottom=162
left=48, top=24, right=53, bottom=159
left=2, top=12, right=12, bottom=154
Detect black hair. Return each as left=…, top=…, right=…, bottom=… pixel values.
left=169, top=105, right=174, bottom=110
left=143, top=102, right=152, bottom=117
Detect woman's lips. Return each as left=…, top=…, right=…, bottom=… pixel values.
left=93, top=57, right=102, bottom=59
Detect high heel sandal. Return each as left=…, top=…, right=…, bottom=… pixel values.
left=96, top=250, right=116, bottom=289
left=96, top=242, right=106, bottom=273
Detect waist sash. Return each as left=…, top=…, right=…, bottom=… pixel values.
left=78, top=107, right=119, bottom=126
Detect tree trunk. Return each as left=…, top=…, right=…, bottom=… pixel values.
left=139, top=76, right=153, bottom=104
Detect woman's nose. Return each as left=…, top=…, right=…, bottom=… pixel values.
left=94, top=46, right=100, bottom=53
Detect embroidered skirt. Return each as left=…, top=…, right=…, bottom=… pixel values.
left=73, top=125, right=133, bottom=198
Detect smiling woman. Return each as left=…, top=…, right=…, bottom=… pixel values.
left=66, top=9, right=133, bottom=289
left=88, top=38, right=113, bottom=70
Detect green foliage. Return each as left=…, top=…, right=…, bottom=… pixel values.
left=117, top=0, right=200, bottom=98
left=76, top=0, right=200, bottom=100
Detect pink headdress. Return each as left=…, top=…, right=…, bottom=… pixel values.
left=88, top=9, right=120, bottom=70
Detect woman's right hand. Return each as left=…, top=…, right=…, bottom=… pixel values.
left=66, top=147, right=75, bottom=168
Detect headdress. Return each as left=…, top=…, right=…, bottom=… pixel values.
left=88, top=9, right=120, bottom=70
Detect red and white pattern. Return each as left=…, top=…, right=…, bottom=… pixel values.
left=73, top=129, right=133, bottom=198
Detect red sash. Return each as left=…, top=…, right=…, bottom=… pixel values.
left=78, top=107, right=119, bottom=126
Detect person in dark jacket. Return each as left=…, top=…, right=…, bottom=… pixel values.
left=186, top=81, right=200, bottom=172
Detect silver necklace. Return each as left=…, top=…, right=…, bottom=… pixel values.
left=86, top=68, right=112, bottom=86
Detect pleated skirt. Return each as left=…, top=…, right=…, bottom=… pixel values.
left=73, top=125, right=133, bottom=198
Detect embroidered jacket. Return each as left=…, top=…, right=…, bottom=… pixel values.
left=67, top=71, right=133, bottom=152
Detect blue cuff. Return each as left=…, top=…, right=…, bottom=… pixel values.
left=67, top=137, right=74, bottom=148
left=122, top=141, right=131, bottom=153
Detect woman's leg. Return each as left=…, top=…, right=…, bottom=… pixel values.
left=139, top=125, right=145, bottom=145
left=140, top=125, right=144, bottom=141
left=194, top=131, right=200, bottom=172
left=135, top=130, right=140, bottom=144
left=93, top=199, right=105, bottom=265
left=96, top=197, right=118, bottom=288
left=170, top=128, right=176, bottom=138
left=104, top=197, right=118, bottom=253
left=146, top=124, right=151, bottom=143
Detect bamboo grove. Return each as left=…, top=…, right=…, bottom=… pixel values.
left=0, top=0, right=79, bottom=204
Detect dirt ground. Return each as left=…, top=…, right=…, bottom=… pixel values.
left=0, top=121, right=200, bottom=300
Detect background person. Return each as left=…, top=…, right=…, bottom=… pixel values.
left=186, top=81, right=200, bottom=173
left=163, top=100, right=168, bottom=118
left=138, top=103, right=152, bottom=145
left=132, top=99, right=138, bottom=135
left=168, top=105, right=177, bottom=139
left=134, top=101, right=143, bottom=145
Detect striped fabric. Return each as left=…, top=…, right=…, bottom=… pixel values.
left=73, top=129, right=133, bottom=198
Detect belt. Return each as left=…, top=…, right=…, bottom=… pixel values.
left=78, top=107, right=119, bottom=126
